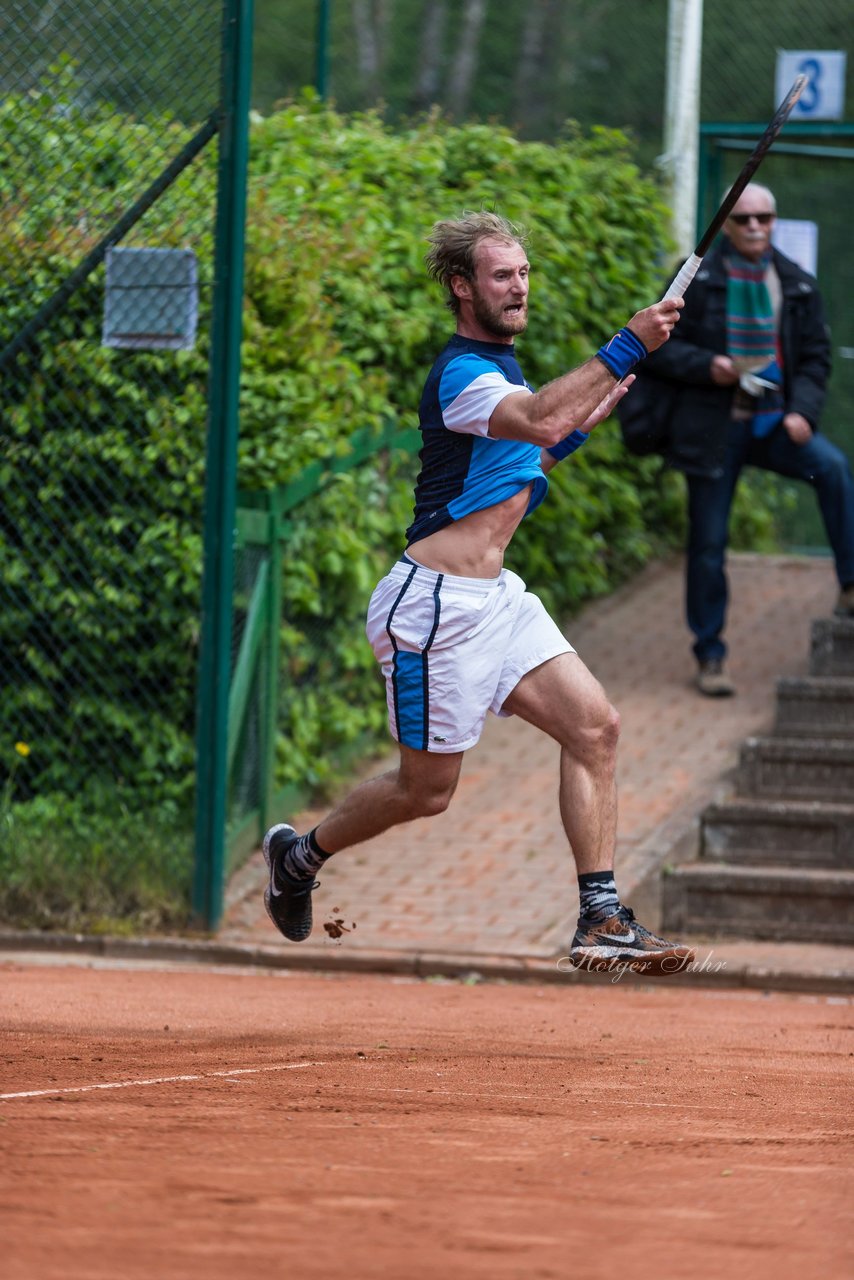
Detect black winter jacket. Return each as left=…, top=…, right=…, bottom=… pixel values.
left=644, top=238, right=832, bottom=477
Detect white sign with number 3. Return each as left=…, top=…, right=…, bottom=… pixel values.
left=776, top=51, right=846, bottom=121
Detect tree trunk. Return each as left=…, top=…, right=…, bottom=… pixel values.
left=513, top=0, right=559, bottom=130
left=446, top=0, right=487, bottom=119
left=351, top=0, right=394, bottom=102
left=412, top=0, right=448, bottom=112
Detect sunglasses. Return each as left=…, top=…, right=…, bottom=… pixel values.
left=729, top=212, right=775, bottom=226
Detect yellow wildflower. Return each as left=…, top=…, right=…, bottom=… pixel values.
left=14, top=742, right=30, bottom=757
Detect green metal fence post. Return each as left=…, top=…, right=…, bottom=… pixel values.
left=260, top=496, right=283, bottom=837
left=192, top=0, right=255, bottom=929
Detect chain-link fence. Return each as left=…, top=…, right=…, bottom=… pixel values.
left=253, top=1, right=850, bottom=160
left=0, top=2, right=229, bottom=929
left=4, top=0, right=850, bottom=933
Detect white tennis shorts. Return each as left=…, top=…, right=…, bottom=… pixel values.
left=365, top=554, right=574, bottom=753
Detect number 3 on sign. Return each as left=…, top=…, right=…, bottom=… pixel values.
left=775, top=50, right=846, bottom=121
left=797, top=57, right=821, bottom=113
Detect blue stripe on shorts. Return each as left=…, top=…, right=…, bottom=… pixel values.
left=389, top=570, right=443, bottom=751
left=393, top=649, right=427, bottom=749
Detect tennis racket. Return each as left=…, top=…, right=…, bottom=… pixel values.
left=663, top=73, right=808, bottom=301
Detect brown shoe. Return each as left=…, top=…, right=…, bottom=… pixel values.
left=835, top=584, right=854, bottom=617
left=697, top=658, right=735, bottom=697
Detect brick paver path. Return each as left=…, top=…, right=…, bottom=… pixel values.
left=222, top=554, right=837, bottom=962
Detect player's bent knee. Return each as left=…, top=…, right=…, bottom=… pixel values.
left=413, top=786, right=456, bottom=819
left=561, top=701, right=619, bottom=764
left=418, top=794, right=449, bottom=819
left=590, top=705, right=620, bottom=765
left=585, top=698, right=620, bottom=745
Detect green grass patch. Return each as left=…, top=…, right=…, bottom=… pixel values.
left=0, top=783, right=193, bottom=934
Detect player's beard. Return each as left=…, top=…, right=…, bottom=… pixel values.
left=470, top=285, right=528, bottom=339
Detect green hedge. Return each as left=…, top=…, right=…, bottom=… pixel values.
left=0, top=91, right=783, bottom=926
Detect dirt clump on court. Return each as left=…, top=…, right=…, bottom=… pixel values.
left=1, top=962, right=850, bottom=1280
left=323, top=910, right=356, bottom=939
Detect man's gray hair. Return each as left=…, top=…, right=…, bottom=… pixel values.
left=425, top=210, right=528, bottom=313
left=725, top=181, right=777, bottom=211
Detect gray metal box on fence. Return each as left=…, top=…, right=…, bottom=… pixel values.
left=103, top=247, right=198, bottom=350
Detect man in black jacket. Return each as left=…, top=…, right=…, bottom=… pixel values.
left=646, top=183, right=854, bottom=696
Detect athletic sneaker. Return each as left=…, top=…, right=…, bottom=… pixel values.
left=696, top=658, right=735, bottom=697
left=568, top=906, right=695, bottom=975
left=263, top=823, right=319, bottom=942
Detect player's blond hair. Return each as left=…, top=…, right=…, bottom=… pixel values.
left=425, top=211, right=528, bottom=313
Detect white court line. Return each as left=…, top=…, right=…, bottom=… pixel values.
left=1, top=1060, right=326, bottom=1101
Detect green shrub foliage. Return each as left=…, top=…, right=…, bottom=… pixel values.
left=2, top=89, right=780, bottom=879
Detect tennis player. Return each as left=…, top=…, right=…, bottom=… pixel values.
left=263, top=210, right=695, bottom=974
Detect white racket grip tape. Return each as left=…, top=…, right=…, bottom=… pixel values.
left=662, top=253, right=703, bottom=301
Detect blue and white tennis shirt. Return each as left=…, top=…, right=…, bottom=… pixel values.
left=405, top=335, right=548, bottom=545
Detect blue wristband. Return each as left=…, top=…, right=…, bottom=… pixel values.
left=546, top=428, right=588, bottom=462
left=595, top=326, right=648, bottom=380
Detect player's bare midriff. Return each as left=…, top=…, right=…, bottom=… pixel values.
left=405, top=482, right=532, bottom=578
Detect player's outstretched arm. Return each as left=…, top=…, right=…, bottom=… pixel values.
left=490, top=298, right=683, bottom=448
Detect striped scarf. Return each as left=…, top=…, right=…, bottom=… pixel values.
left=725, top=249, right=784, bottom=437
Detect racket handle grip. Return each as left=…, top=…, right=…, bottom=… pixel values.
left=662, top=253, right=703, bottom=301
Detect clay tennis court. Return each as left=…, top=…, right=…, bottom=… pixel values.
left=2, top=958, right=850, bottom=1280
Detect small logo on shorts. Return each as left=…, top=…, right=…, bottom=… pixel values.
left=432, top=735, right=447, bottom=743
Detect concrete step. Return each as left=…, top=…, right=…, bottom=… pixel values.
left=737, top=736, right=854, bottom=802
left=662, top=863, right=854, bottom=944
left=810, top=617, right=854, bottom=677
left=774, top=676, right=854, bottom=738
left=702, top=797, right=854, bottom=869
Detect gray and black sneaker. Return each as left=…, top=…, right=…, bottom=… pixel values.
left=263, top=823, right=319, bottom=942
left=569, top=906, right=695, bottom=975
left=696, top=658, right=735, bottom=697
